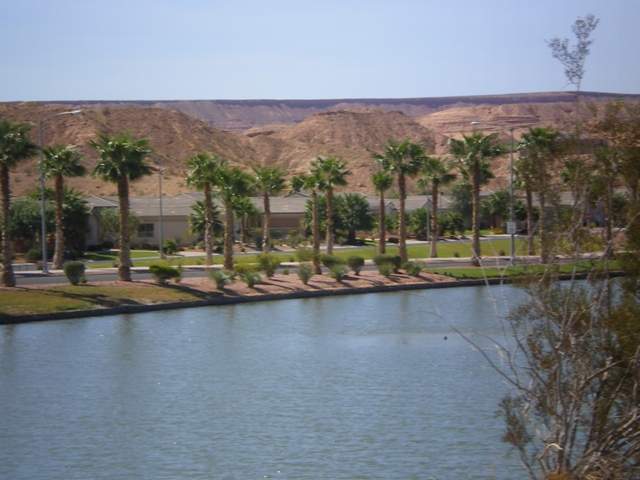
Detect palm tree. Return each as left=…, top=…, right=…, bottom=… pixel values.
left=231, top=196, right=259, bottom=245
left=449, top=132, right=505, bottom=266
left=0, top=119, right=39, bottom=286
left=291, top=172, right=323, bottom=273
left=90, top=132, right=153, bottom=281
left=514, top=155, right=537, bottom=256
left=186, top=153, right=224, bottom=266
left=188, top=200, right=224, bottom=242
left=418, top=157, right=456, bottom=258
left=216, top=164, right=254, bottom=270
left=310, top=156, right=351, bottom=255
left=371, top=170, right=393, bottom=253
left=336, top=192, right=372, bottom=244
left=252, top=165, right=287, bottom=253
left=42, top=145, right=87, bottom=269
left=372, top=139, right=426, bottom=263
left=518, top=127, right=561, bottom=264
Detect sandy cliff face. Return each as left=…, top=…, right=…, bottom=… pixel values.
left=1, top=92, right=636, bottom=196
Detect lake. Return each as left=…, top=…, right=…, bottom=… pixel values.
left=0, top=285, right=525, bottom=479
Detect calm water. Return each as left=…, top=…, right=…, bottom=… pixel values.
left=0, top=286, right=525, bottom=479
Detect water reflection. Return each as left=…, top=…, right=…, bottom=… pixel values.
left=0, top=285, right=524, bottom=479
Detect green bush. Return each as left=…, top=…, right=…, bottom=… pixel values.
left=320, top=254, right=346, bottom=269
left=378, top=263, right=393, bottom=278
left=347, top=255, right=365, bottom=275
left=402, top=261, right=425, bottom=276
left=163, top=239, right=179, bottom=255
left=26, top=246, right=53, bottom=263
left=297, top=263, right=314, bottom=285
left=149, top=264, right=181, bottom=285
left=238, top=269, right=262, bottom=288
left=233, top=263, right=260, bottom=275
left=373, top=254, right=401, bottom=273
left=209, top=269, right=235, bottom=289
left=328, top=264, right=349, bottom=283
left=63, top=261, right=86, bottom=285
left=257, top=253, right=280, bottom=278
left=295, top=246, right=314, bottom=263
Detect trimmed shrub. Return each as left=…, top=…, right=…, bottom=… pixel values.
left=328, top=264, right=349, bottom=283
left=257, top=253, right=280, bottom=278
left=402, top=261, right=425, bottom=277
left=347, top=255, right=365, bottom=275
left=373, top=254, right=401, bottom=273
left=63, top=261, right=86, bottom=285
left=210, top=269, right=235, bottom=289
left=320, top=254, right=346, bottom=269
left=149, top=264, right=181, bottom=285
left=297, top=263, right=314, bottom=285
left=378, top=262, right=393, bottom=278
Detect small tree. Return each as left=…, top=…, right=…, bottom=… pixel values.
left=547, top=14, right=599, bottom=99
left=99, top=208, right=141, bottom=246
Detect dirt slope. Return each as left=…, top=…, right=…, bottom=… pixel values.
left=1, top=92, right=636, bottom=197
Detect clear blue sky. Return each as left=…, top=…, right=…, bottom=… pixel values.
left=1, top=0, right=638, bottom=101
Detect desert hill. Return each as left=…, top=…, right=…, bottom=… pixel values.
left=43, top=91, right=634, bottom=132
left=2, top=92, right=638, bottom=197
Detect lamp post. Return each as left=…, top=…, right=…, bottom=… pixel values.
left=38, top=110, right=82, bottom=273
left=151, top=155, right=165, bottom=259
left=470, top=121, right=516, bottom=265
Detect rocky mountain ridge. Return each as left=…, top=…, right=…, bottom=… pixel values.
left=2, top=91, right=638, bottom=197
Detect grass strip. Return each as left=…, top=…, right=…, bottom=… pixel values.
left=0, top=284, right=206, bottom=317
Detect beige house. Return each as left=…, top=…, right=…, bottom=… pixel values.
left=85, top=193, right=446, bottom=248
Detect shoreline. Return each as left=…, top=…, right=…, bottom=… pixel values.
left=1, top=266, right=618, bottom=325
left=1, top=272, right=499, bottom=325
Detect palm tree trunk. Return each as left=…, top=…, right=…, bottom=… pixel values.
left=378, top=194, right=386, bottom=254
left=53, top=175, right=65, bottom=269
left=1, top=166, right=15, bottom=287
left=525, top=187, right=535, bottom=255
left=312, top=190, right=321, bottom=274
left=224, top=197, right=234, bottom=270
left=204, top=184, right=213, bottom=266
left=118, top=178, right=132, bottom=282
left=471, top=163, right=481, bottom=267
left=398, top=173, right=408, bottom=263
left=430, top=186, right=439, bottom=258
left=326, top=190, right=334, bottom=255
left=262, top=192, right=271, bottom=253
left=539, top=192, right=548, bottom=264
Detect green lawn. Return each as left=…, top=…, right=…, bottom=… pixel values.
left=125, top=238, right=522, bottom=268
left=0, top=284, right=205, bottom=317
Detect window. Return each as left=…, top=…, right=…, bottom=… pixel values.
left=138, top=223, right=154, bottom=238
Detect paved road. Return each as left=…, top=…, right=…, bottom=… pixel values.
left=13, top=253, right=550, bottom=287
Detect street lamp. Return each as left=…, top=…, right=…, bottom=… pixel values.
left=150, top=155, right=165, bottom=259
left=470, top=121, right=516, bottom=265
left=38, top=110, right=82, bottom=273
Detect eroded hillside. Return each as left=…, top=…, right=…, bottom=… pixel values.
left=2, top=92, right=636, bottom=196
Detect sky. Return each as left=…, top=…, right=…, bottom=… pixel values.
left=1, top=0, right=639, bottom=102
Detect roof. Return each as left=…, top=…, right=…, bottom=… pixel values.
left=84, top=193, right=452, bottom=218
